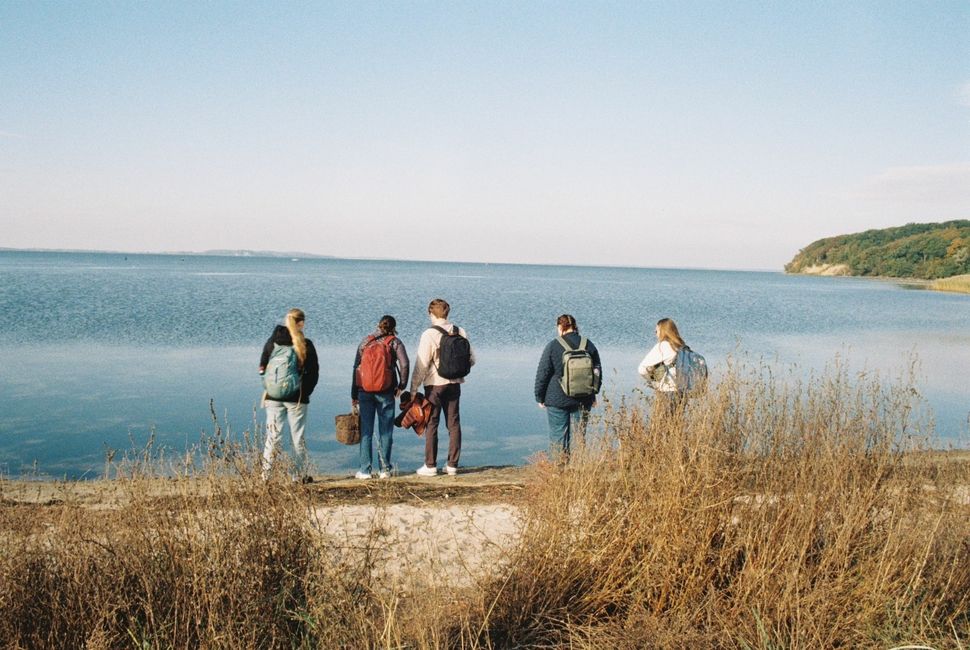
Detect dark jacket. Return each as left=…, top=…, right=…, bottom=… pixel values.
left=351, top=332, right=410, bottom=400
left=259, top=325, right=319, bottom=404
left=534, top=331, right=602, bottom=411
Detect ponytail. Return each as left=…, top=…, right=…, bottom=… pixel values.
left=285, top=308, right=307, bottom=366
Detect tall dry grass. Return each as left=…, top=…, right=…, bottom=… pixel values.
left=468, top=360, right=970, bottom=648
left=0, top=362, right=968, bottom=648
left=931, top=274, right=970, bottom=294
left=0, top=430, right=394, bottom=648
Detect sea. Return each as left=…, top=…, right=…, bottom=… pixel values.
left=1, top=250, right=968, bottom=479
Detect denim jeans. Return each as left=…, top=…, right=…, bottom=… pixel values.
left=358, top=390, right=395, bottom=473
left=546, top=406, right=588, bottom=460
left=263, top=400, right=309, bottom=476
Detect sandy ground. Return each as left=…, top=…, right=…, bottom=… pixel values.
left=1, top=465, right=529, bottom=587
left=316, top=502, right=522, bottom=587
left=309, top=466, right=526, bottom=587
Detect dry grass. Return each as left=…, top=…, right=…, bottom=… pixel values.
left=468, top=360, right=970, bottom=648
left=1, top=361, right=968, bottom=648
left=931, top=274, right=970, bottom=294
left=0, top=454, right=391, bottom=647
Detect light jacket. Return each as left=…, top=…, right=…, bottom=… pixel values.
left=638, top=341, right=679, bottom=392
left=410, top=317, right=476, bottom=392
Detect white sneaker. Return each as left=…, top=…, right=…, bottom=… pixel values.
left=444, top=465, right=458, bottom=476
left=416, top=464, right=438, bottom=477
left=378, top=469, right=391, bottom=479
left=355, top=471, right=372, bottom=480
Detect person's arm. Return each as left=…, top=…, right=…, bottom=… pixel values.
left=393, top=338, right=410, bottom=393
left=534, top=342, right=554, bottom=405
left=410, top=330, right=433, bottom=393
left=302, top=341, right=319, bottom=397
left=637, top=343, right=665, bottom=377
left=589, top=340, right=603, bottom=394
left=258, top=337, right=274, bottom=374
left=350, top=341, right=363, bottom=402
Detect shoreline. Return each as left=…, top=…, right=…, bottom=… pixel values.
left=788, top=270, right=970, bottom=294
left=0, top=464, right=530, bottom=508
left=6, top=451, right=970, bottom=508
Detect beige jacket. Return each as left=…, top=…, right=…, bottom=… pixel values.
left=410, top=317, right=476, bottom=391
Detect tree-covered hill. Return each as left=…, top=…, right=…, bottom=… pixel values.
left=785, top=220, right=970, bottom=279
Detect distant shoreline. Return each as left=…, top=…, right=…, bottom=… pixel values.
left=0, top=247, right=777, bottom=274
left=787, top=269, right=970, bottom=294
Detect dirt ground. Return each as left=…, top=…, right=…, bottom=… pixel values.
left=0, top=464, right=531, bottom=509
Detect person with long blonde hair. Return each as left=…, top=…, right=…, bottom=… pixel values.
left=258, top=308, right=319, bottom=481
left=638, top=317, right=687, bottom=411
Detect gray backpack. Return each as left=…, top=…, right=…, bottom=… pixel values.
left=557, top=336, right=599, bottom=398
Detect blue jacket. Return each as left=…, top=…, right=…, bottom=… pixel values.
left=534, top=332, right=602, bottom=411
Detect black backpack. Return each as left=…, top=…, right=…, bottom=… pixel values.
left=432, top=325, right=472, bottom=379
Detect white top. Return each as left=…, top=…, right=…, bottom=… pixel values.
left=638, top=340, right=678, bottom=392
left=410, top=317, right=476, bottom=391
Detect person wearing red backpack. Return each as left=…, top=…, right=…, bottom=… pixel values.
left=351, top=315, right=410, bottom=479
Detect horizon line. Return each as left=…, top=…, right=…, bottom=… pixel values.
left=0, top=246, right=781, bottom=274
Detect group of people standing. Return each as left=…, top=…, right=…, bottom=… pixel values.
left=258, top=302, right=696, bottom=481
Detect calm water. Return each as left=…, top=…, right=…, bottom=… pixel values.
left=1, top=251, right=968, bottom=478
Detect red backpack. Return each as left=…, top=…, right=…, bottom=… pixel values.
left=356, top=335, right=395, bottom=392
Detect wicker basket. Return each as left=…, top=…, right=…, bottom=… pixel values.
left=335, top=411, right=360, bottom=445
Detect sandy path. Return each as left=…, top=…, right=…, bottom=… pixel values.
left=314, top=502, right=522, bottom=587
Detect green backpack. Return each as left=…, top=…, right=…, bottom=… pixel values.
left=558, top=336, right=599, bottom=398
left=263, top=344, right=302, bottom=400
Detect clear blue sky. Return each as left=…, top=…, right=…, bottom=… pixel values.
left=1, top=1, right=968, bottom=269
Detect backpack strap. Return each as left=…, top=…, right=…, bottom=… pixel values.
left=430, top=326, right=448, bottom=372
left=557, top=336, right=587, bottom=352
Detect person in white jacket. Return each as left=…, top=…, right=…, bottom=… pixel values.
left=410, top=298, right=476, bottom=476
left=638, top=317, right=686, bottom=414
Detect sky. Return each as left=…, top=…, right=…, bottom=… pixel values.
left=1, top=1, right=968, bottom=270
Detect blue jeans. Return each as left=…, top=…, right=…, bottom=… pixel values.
left=358, top=390, right=395, bottom=473
left=546, top=406, right=588, bottom=460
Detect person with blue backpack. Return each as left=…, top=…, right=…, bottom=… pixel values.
left=638, top=317, right=707, bottom=414
left=258, top=308, right=319, bottom=481
left=534, top=314, right=602, bottom=462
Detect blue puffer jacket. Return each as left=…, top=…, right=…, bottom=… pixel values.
left=534, top=331, right=602, bottom=411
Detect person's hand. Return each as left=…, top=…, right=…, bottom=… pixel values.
left=592, top=399, right=597, bottom=409
left=538, top=402, right=545, bottom=409
left=395, top=388, right=402, bottom=398
left=351, top=399, right=358, bottom=408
